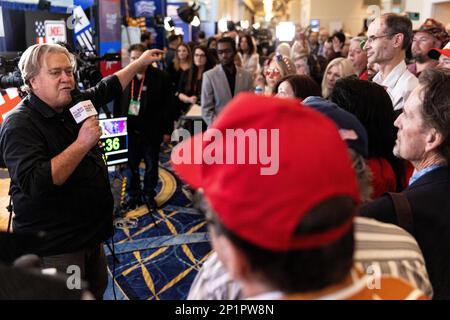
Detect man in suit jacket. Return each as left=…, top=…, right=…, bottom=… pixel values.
left=360, top=68, right=450, bottom=300
left=201, top=37, right=253, bottom=126
left=114, top=44, right=174, bottom=210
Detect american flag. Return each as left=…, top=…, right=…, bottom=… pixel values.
left=35, top=21, right=46, bottom=44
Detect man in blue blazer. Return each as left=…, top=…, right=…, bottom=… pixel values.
left=360, top=68, right=450, bottom=300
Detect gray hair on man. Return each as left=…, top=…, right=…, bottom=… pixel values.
left=18, top=43, right=77, bottom=94
left=350, top=36, right=368, bottom=46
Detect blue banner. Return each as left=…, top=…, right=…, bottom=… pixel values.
left=124, top=0, right=167, bottom=49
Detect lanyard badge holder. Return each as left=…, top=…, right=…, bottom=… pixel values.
left=128, top=75, right=145, bottom=116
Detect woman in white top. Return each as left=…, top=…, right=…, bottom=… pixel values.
left=237, top=35, right=260, bottom=77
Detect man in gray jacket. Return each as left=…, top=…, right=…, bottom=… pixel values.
left=201, top=37, right=253, bottom=126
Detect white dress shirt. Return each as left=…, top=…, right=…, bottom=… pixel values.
left=373, top=61, right=419, bottom=111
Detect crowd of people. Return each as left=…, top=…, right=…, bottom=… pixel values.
left=165, top=13, right=450, bottom=300
left=1, top=11, right=450, bottom=300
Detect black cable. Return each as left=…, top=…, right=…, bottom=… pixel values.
left=111, top=238, right=117, bottom=301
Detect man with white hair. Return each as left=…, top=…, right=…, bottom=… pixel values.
left=0, top=43, right=162, bottom=299
left=364, top=13, right=418, bottom=111
left=348, top=37, right=368, bottom=80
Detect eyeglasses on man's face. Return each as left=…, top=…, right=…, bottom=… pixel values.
left=217, top=48, right=233, bottom=55
left=366, top=34, right=395, bottom=45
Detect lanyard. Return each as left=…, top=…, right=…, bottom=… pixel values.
left=131, top=74, right=145, bottom=101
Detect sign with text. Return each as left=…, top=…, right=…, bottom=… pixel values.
left=99, top=117, right=128, bottom=166
left=45, top=20, right=67, bottom=44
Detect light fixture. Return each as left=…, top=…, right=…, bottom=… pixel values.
left=164, top=17, right=175, bottom=31
left=174, top=27, right=184, bottom=36
left=191, top=16, right=201, bottom=27
left=218, top=18, right=228, bottom=33
left=276, top=21, right=295, bottom=42
left=177, top=1, right=200, bottom=24
left=38, top=0, right=51, bottom=10
left=263, top=0, right=273, bottom=22
left=240, top=20, right=249, bottom=30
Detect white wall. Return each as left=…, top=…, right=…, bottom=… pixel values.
left=216, top=0, right=240, bottom=21
left=404, top=0, right=450, bottom=28
left=296, top=0, right=450, bottom=35
left=288, top=0, right=304, bottom=24
left=308, top=0, right=369, bottom=35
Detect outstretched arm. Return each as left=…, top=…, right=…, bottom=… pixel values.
left=115, top=49, right=164, bottom=90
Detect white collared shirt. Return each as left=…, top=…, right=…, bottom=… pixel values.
left=373, top=61, right=419, bottom=111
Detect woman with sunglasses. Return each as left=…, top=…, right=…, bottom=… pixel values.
left=263, top=53, right=296, bottom=95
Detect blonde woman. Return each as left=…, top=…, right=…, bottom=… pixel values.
left=321, top=58, right=355, bottom=99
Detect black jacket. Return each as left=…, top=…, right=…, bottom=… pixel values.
left=360, top=166, right=450, bottom=299
left=113, top=66, right=174, bottom=144
left=0, top=75, right=122, bottom=256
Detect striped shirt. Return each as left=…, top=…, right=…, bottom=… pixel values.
left=188, top=217, right=432, bottom=300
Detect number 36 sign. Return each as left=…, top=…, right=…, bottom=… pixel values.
left=99, top=117, right=128, bottom=166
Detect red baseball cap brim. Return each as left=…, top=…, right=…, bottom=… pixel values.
left=429, top=48, right=450, bottom=60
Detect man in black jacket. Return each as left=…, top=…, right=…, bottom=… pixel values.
left=360, top=68, right=450, bottom=299
left=0, top=43, right=163, bottom=299
left=114, top=44, right=174, bottom=211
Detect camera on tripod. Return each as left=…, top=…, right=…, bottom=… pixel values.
left=0, top=52, right=24, bottom=90
left=76, top=51, right=121, bottom=90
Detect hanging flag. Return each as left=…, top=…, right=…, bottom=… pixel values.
left=73, top=5, right=94, bottom=51
left=134, top=1, right=156, bottom=18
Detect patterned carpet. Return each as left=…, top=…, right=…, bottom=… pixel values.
left=104, top=146, right=212, bottom=300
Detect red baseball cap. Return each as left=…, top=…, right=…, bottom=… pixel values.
left=171, top=93, right=360, bottom=251
left=429, top=41, right=450, bottom=60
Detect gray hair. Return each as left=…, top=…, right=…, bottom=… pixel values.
left=18, top=44, right=76, bottom=94
left=350, top=36, right=367, bottom=45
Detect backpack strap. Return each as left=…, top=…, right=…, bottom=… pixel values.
left=386, top=192, right=414, bottom=234
left=6, top=181, right=13, bottom=233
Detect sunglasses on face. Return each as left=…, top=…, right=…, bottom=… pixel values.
left=264, top=68, right=281, bottom=78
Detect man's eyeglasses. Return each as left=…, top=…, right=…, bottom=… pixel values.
left=366, top=34, right=394, bottom=45
left=217, top=48, right=233, bottom=55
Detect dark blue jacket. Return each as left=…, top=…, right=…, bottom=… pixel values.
left=360, top=166, right=450, bottom=299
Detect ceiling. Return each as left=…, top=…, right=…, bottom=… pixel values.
left=250, top=0, right=291, bottom=21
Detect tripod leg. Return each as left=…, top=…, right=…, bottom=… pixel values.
left=145, top=202, right=159, bottom=229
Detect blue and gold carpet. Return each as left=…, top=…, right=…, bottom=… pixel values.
left=104, top=147, right=212, bottom=300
